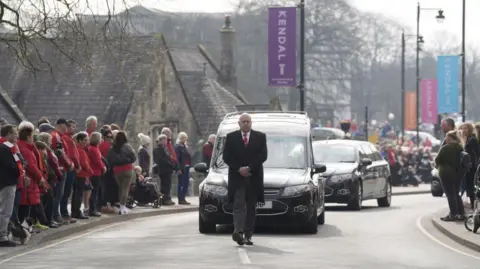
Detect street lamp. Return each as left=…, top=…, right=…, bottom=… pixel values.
left=400, top=31, right=422, bottom=138
left=461, top=1, right=466, bottom=122
left=298, top=0, right=305, bottom=111
left=415, top=3, right=445, bottom=147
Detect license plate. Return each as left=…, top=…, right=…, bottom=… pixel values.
left=257, top=201, right=273, bottom=209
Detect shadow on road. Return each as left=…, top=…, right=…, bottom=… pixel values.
left=202, top=223, right=343, bottom=238
left=326, top=205, right=401, bottom=212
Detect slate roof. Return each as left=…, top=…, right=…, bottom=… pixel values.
left=0, top=36, right=161, bottom=126
left=0, top=99, right=18, bottom=125
left=167, top=45, right=245, bottom=136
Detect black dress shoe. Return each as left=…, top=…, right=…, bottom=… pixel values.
left=245, top=237, right=254, bottom=246
left=232, top=232, right=245, bottom=246
left=89, top=211, right=102, bottom=217
left=440, top=215, right=456, bottom=222
left=73, top=213, right=89, bottom=220
left=48, top=222, right=60, bottom=228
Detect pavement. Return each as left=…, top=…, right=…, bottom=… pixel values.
left=0, top=197, right=199, bottom=259
left=2, top=192, right=479, bottom=268
left=0, top=194, right=478, bottom=268
left=391, top=183, right=430, bottom=195
left=431, top=207, right=480, bottom=253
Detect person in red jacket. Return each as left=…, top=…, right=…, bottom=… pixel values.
left=60, top=120, right=79, bottom=224
left=86, top=132, right=106, bottom=217
left=50, top=119, right=74, bottom=225
left=17, top=122, right=48, bottom=227
left=73, top=132, right=93, bottom=219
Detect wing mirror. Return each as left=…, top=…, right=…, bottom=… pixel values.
left=194, top=162, right=209, bottom=173
left=313, top=163, right=327, bottom=174
left=361, top=158, right=372, bottom=166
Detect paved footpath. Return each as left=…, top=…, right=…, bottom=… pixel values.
left=0, top=185, right=428, bottom=259
left=431, top=206, right=480, bottom=253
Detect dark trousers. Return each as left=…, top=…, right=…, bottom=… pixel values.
left=53, top=173, right=67, bottom=219
left=440, top=172, right=465, bottom=216
left=465, top=171, right=475, bottom=209
left=177, top=167, right=190, bottom=201
left=97, top=175, right=104, bottom=208
left=103, top=170, right=119, bottom=206
left=89, top=176, right=101, bottom=213
left=233, top=179, right=257, bottom=238
left=41, top=186, right=54, bottom=224
left=159, top=172, right=172, bottom=201
left=18, top=204, right=47, bottom=225
left=61, top=171, right=76, bottom=217
left=18, top=205, right=33, bottom=224
left=10, top=189, right=22, bottom=222
left=72, top=178, right=86, bottom=216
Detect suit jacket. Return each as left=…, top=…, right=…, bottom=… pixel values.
left=222, top=129, right=268, bottom=203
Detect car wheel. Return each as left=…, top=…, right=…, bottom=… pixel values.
left=431, top=190, right=444, bottom=197
left=304, top=208, right=318, bottom=234
left=377, top=180, right=392, bottom=207
left=317, top=207, right=325, bottom=225
left=347, top=181, right=362, bottom=211
left=198, top=214, right=216, bottom=234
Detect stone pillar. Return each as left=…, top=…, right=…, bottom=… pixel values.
left=218, top=15, right=237, bottom=92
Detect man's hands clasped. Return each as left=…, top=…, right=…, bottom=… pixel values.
left=239, top=166, right=250, bottom=177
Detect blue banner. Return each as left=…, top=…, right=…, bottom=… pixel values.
left=437, top=55, right=459, bottom=113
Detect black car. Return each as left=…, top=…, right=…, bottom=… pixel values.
left=194, top=111, right=327, bottom=234
left=312, top=140, right=392, bottom=210
left=430, top=168, right=444, bottom=197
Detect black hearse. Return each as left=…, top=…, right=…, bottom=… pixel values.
left=194, top=111, right=326, bottom=234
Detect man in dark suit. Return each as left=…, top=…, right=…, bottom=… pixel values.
left=223, top=113, right=268, bottom=246
left=440, top=118, right=455, bottom=147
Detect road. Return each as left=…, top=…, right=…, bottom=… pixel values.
left=1, top=194, right=480, bottom=269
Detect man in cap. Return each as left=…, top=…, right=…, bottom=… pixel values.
left=51, top=119, right=74, bottom=225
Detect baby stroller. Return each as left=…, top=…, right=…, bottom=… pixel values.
left=126, top=177, right=163, bottom=209
left=465, top=164, right=480, bottom=233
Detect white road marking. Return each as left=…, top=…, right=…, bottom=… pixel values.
left=0, top=223, right=121, bottom=265
left=416, top=214, right=480, bottom=260
left=237, top=247, right=252, bottom=264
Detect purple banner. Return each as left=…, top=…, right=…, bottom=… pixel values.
left=268, top=7, right=297, bottom=87
left=420, top=79, right=438, bottom=124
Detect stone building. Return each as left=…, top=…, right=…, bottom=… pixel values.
left=0, top=16, right=251, bottom=158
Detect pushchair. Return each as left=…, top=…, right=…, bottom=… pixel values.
left=126, top=177, right=163, bottom=209
left=465, top=164, right=480, bottom=233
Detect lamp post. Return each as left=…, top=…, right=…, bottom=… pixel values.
left=401, top=31, right=423, bottom=139
left=298, top=0, right=305, bottom=111
left=415, top=3, right=445, bottom=147
left=461, top=0, right=466, bottom=122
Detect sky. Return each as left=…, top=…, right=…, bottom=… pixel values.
left=137, top=0, right=480, bottom=49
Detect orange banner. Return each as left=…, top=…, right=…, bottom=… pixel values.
left=405, top=91, right=417, bottom=130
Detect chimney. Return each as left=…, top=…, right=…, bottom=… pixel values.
left=218, top=15, right=237, bottom=91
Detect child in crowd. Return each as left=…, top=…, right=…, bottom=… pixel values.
left=134, top=166, right=144, bottom=183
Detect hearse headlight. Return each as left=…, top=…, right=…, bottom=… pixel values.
left=282, top=183, right=314, bottom=197
left=202, top=183, right=228, bottom=196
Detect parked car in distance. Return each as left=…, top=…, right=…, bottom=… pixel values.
left=312, top=140, right=392, bottom=210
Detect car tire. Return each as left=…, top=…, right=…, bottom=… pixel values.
left=317, top=207, right=325, bottom=225
left=431, top=190, right=444, bottom=197
left=304, top=208, right=318, bottom=234
left=347, top=181, right=362, bottom=211
left=198, top=214, right=216, bottom=234
left=377, top=181, right=392, bottom=207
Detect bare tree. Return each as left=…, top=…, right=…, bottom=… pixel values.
left=0, top=0, right=140, bottom=73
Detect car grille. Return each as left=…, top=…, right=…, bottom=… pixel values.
left=264, top=188, right=280, bottom=196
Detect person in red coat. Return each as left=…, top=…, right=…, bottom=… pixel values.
left=86, top=132, right=106, bottom=217
left=72, top=132, right=93, bottom=219
left=17, top=122, right=48, bottom=226
left=60, top=120, right=80, bottom=224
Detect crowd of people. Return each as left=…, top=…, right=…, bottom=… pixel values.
left=0, top=115, right=216, bottom=247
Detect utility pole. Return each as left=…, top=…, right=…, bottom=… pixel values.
left=415, top=3, right=420, bottom=147
left=401, top=32, right=406, bottom=137
left=364, top=106, right=368, bottom=141
left=461, top=0, right=466, bottom=122
left=298, top=0, right=305, bottom=111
